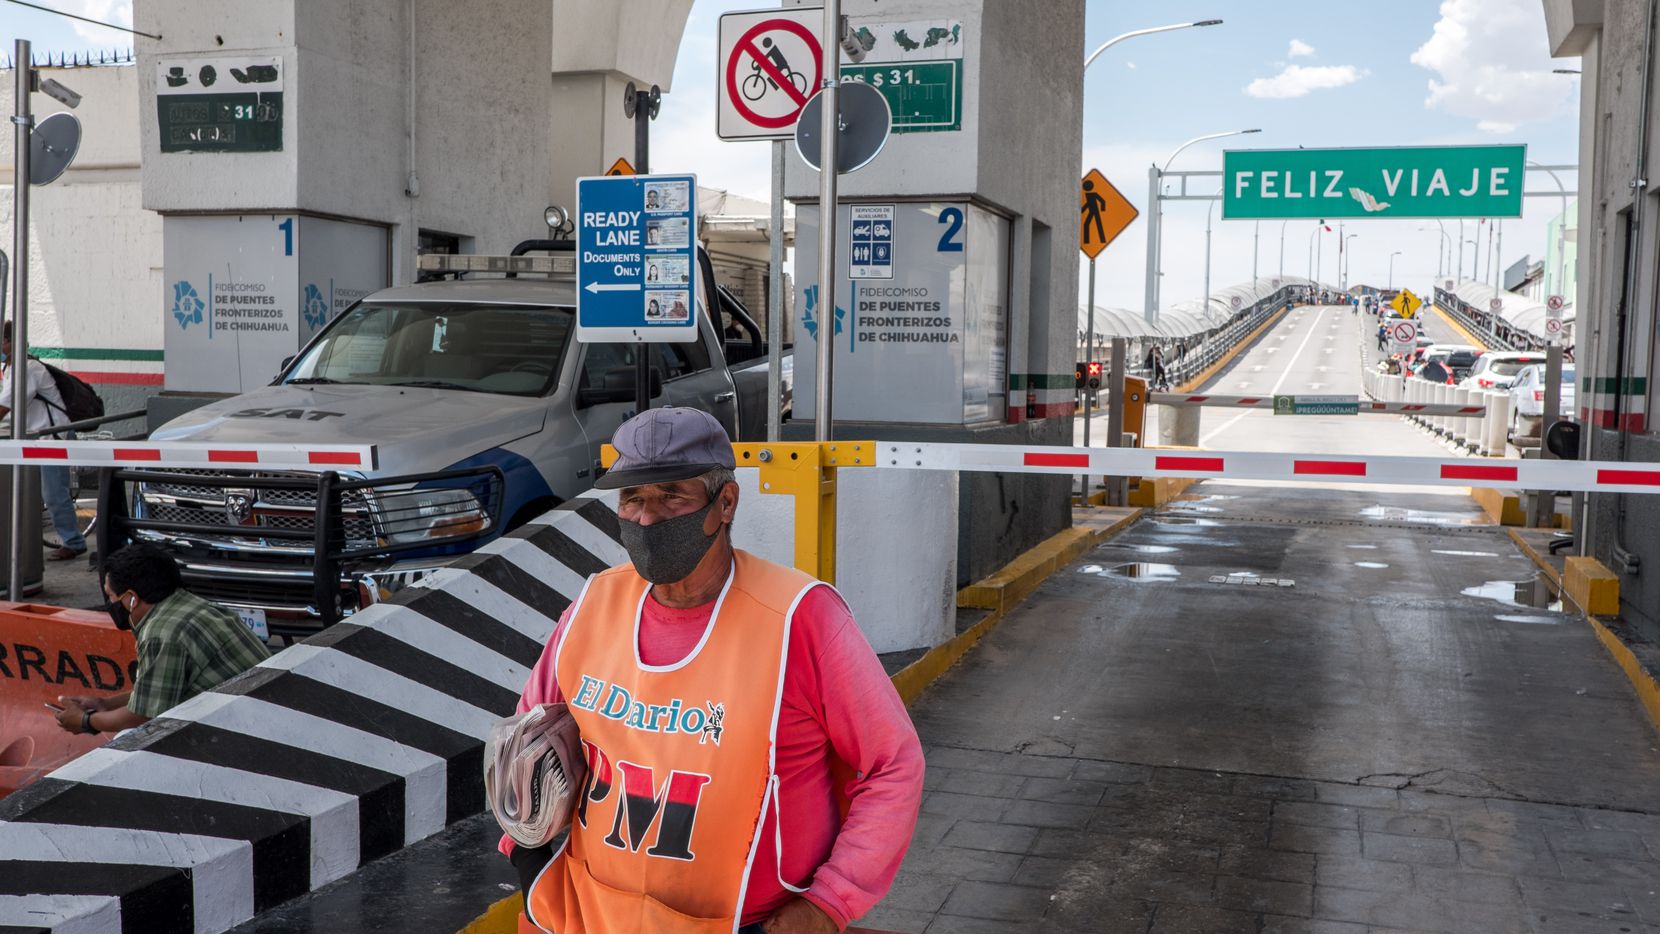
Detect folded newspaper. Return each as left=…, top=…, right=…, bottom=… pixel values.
left=485, top=703, right=586, bottom=847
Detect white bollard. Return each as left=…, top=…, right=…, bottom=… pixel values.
left=1457, top=386, right=1476, bottom=449
left=1487, top=391, right=1513, bottom=457
left=1434, top=383, right=1451, bottom=437
left=1486, top=391, right=1511, bottom=456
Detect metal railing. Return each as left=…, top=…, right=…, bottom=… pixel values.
left=97, top=464, right=506, bottom=632
left=1431, top=288, right=1525, bottom=352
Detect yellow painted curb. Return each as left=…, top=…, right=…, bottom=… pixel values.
left=1506, top=530, right=1659, bottom=732
left=1471, top=486, right=1527, bottom=526
left=1127, top=476, right=1200, bottom=507
left=1177, top=308, right=1288, bottom=394
left=1565, top=556, right=1621, bottom=617
left=1429, top=304, right=1490, bottom=352
left=456, top=895, right=520, bottom=934
left=893, top=509, right=1143, bottom=705
left=1585, top=614, right=1660, bottom=732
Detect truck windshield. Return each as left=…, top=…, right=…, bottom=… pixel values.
left=284, top=302, right=572, bottom=396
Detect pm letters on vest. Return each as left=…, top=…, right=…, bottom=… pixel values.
left=570, top=673, right=729, bottom=861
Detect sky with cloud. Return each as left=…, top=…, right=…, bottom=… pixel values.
left=1, top=0, right=1582, bottom=311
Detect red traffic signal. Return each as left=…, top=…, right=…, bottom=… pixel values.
left=1086, top=361, right=1103, bottom=390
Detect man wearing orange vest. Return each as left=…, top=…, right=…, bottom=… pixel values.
left=504, top=407, right=925, bottom=933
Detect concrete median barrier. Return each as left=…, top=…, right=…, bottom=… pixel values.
left=0, top=497, right=625, bottom=933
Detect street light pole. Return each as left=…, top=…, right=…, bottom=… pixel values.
left=1084, top=19, right=1222, bottom=69
left=1388, top=250, right=1402, bottom=290
left=1144, top=127, right=1260, bottom=322
left=1085, top=18, right=1221, bottom=500
left=1342, top=233, right=1356, bottom=290
left=1278, top=218, right=1288, bottom=283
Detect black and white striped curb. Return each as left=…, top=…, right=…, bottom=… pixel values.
left=0, top=494, right=624, bottom=934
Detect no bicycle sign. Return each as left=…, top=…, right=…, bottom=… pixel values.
left=718, top=8, right=824, bottom=140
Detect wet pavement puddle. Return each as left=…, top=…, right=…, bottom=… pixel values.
left=1353, top=561, right=1390, bottom=568
left=1078, top=562, right=1181, bottom=581
left=1346, top=544, right=1380, bottom=550
left=1495, top=614, right=1561, bottom=625
left=1432, top=549, right=1501, bottom=557
left=1358, top=505, right=1486, bottom=527
left=1461, top=578, right=1564, bottom=612
left=1151, top=516, right=1221, bottom=527
left=1101, top=544, right=1177, bottom=555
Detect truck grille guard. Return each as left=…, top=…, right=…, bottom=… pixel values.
left=97, top=464, right=507, bottom=628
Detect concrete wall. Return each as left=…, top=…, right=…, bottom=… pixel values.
left=0, top=65, right=162, bottom=426
left=136, top=0, right=553, bottom=282
left=781, top=0, right=1085, bottom=585
left=1545, top=0, right=1660, bottom=638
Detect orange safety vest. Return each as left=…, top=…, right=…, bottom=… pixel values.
left=527, top=550, right=819, bottom=934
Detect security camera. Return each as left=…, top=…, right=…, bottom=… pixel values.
left=39, top=77, right=81, bottom=109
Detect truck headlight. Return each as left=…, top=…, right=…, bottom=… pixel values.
left=379, top=488, right=492, bottom=544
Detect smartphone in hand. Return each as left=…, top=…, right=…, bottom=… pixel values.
left=44, top=702, right=65, bottom=713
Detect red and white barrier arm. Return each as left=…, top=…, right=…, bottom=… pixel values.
left=1149, top=393, right=1486, bottom=417
left=871, top=442, right=1660, bottom=496
left=0, top=441, right=378, bottom=470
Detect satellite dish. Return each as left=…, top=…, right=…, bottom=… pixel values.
left=795, top=81, right=891, bottom=174
left=29, top=113, right=81, bottom=186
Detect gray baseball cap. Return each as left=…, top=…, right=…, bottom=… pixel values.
left=595, top=406, right=736, bottom=490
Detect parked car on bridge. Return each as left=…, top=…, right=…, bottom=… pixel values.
left=1461, top=351, right=1546, bottom=392
left=1508, top=363, right=1576, bottom=441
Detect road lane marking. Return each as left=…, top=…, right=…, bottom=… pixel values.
left=1202, top=306, right=1328, bottom=446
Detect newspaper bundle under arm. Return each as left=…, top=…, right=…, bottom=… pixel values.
left=484, top=702, right=586, bottom=847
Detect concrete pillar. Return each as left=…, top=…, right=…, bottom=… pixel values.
left=1157, top=405, right=1201, bottom=447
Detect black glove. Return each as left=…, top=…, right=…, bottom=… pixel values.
left=510, top=839, right=558, bottom=912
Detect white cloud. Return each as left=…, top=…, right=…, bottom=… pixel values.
left=1288, top=39, right=1315, bottom=58
left=1245, top=64, right=1363, bottom=99
left=1410, top=0, right=1573, bottom=132
left=1126, top=61, right=1137, bottom=70
left=54, top=0, right=132, bottom=43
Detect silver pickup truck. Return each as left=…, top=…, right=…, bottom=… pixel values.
left=102, top=244, right=789, bottom=639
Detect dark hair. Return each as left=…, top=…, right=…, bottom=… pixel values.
left=102, top=543, right=183, bottom=604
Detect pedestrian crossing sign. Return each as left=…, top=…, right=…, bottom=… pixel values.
left=1080, top=168, right=1138, bottom=260
left=1391, top=288, right=1422, bottom=319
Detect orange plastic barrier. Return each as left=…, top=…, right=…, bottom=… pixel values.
left=0, top=601, right=136, bottom=798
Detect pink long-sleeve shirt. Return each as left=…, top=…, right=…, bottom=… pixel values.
left=502, top=580, right=924, bottom=930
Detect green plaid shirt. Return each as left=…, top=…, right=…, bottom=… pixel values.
left=127, top=589, right=271, bottom=719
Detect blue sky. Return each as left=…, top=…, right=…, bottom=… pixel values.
left=2, top=0, right=1582, bottom=309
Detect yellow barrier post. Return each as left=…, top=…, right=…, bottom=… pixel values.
left=600, top=441, right=873, bottom=584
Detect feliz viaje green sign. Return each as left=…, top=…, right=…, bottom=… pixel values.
left=1223, top=145, right=1527, bottom=220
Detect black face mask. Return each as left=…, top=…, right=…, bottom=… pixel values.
left=619, top=503, right=721, bottom=585
left=104, top=598, right=132, bottom=631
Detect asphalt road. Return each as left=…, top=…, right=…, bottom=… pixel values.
left=870, top=307, right=1660, bottom=933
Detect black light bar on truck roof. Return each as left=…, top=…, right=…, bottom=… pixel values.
left=416, top=253, right=577, bottom=277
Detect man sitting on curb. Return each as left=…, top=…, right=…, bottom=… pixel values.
left=53, top=543, right=270, bottom=735
left=504, top=406, right=925, bottom=934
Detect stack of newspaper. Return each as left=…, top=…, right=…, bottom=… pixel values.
left=485, top=703, right=585, bottom=847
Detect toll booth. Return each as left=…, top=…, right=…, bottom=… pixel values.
left=787, top=0, right=1085, bottom=584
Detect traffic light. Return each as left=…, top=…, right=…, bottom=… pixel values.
left=1086, top=361, right=1103, bottom=391
left=1075, top=362, right=1087, bottom=391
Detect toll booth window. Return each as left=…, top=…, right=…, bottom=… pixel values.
left=284, top=303, right=572, bottom=396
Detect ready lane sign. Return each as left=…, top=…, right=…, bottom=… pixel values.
left=850, top=204, right=895, bottom=279
left=718, top=8, right=824, bottom=140
left=576, top=173, right=699, bottom=343
left=1223, top=145, right=1527, bottom=220
left=1080, top=168, right=1137, bottom=260
left=1273, top=394, right=1360, bottom=416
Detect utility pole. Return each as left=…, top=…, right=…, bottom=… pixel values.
left=9, top=38, right=29, bottom=601
left=625, top=81, right=660, bottom=416
left=813, top=0, right=842, bottom=441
